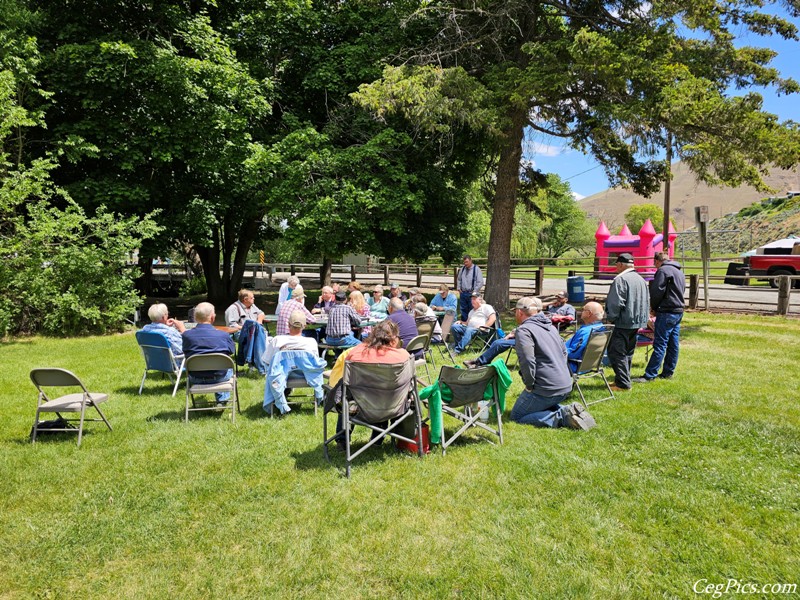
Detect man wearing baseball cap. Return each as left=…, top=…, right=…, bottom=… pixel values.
left=276, top=286, right=316, bottom=336
left=605, top=253, right=650, bottom=391
left=510, top=297, right=596, bottom=430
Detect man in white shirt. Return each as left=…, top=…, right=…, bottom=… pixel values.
left=450, top=293, right=496, bottom=355
left=262, top=310, right=319, bottom=366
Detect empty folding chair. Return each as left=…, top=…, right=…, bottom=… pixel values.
left=414, top=318, right=438, bottom=371
left=433, top=312, right=457, bottom=365
left=135, top=330, right=185, bottom=397
left=433, top=364, right=503, bottom=455
left=184, top=353, right=240, bottom=423
left=30, top=368, right=112, bottom=447
left=406, top=334, right=431, bottom=385
left=570, top=325, right=615, bottom=407
left=323, top=359, right=423, bottom=478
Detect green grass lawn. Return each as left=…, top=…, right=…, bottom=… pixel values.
left=1, top=313, right=798, bottom=598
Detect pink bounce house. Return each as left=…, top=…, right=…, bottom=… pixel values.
left=595, top=219, right=677, bottom=278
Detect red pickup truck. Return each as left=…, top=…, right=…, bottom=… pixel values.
left=745, top=250, right=800, bottom=288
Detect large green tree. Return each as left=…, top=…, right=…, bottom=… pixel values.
left=27, top=0, right=273, bottom=301
left=356, top=0, right=800, bottom=309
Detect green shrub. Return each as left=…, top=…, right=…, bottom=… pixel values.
left=179, top=274, right=208, bottom=296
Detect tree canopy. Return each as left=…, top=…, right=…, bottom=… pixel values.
left=355, top=0, right=800, bottom=308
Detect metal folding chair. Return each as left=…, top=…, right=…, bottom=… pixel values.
left=30, top=368, right=112, bottom=447
left=433, top=312, right=457, bottom=365
left=184, top=353, right=240, bottom=423
left=264, top=349, right=327, bottom=417
left=135, top=330, right=185, bottom=397
left=570, top=325, right=615, bottom=407
left=406, top=334, right=431, bottom=385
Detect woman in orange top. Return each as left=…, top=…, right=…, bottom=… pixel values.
left=332, top=320, right=410, bottom=445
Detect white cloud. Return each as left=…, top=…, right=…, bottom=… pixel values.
left=523, top=140, right=564, bottom=157
left=572, top=191, right=586, bottom=201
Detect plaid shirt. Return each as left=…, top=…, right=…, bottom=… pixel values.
left=326, top=303, right=361, bottom=337
left=277, top=299, right=315, bottom=336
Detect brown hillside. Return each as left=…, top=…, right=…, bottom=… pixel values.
left=580, top=162, right=800, bottom=231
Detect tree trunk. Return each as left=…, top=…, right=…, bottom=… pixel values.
left=320, top=256, right=332, bottom=287
left=195, top=217, right=262, bottom=305
left=135, top=256, right=154, bottom=296
left=484, top=107, right=527, bottom=311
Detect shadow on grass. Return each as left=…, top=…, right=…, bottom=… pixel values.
left=291, top=436, right=405, bottom=474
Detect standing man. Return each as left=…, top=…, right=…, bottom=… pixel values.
left=456, top=255, right=484, bottom=321
left=183, top=302, right=236, bottom=405
left=634, top=252, right=686, bottom=382
left=605, top=253, right=649, bottom=391
left=511, top=297, right=596, bottom=430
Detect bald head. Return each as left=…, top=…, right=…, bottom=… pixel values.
left=581, top=301, right=604, bottom=324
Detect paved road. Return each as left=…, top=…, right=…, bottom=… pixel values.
left=268, top=271, right=799, bottom=316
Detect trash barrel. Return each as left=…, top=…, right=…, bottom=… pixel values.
left=567, top=275, right=585, bottom=303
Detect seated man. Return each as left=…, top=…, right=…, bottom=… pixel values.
left=544, top=291, right=576, bottom=330
left=449, top=293, right=496, bottom=356
left=263, top=310, right=324, bottom=414
left=387, top=282, right=407, bottom=303
left=312, top=286, right=335, bottom=314
left=324, top=291, right=362, bottom=348
left=463, top=329, right=516, bottom=369
left=225, top=289, right=265, bottom=341
left=510, top=297, right=596, bottom=430
left=182, top=302, right=236, bottom=405
left=276, top=287, right=316, bottom=336
left=142, top=302, right=185, bottom=358
left=387, top=298, right=421, bottom=355
left=430, top=284, right=458, bottom=313
left=565, top=301, right=606, bottom=373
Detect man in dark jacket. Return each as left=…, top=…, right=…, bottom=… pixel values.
left=511, top=297, right=596, bottom=430
left=634, top=252, right=686, bottom=382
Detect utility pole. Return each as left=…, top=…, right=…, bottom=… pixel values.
left=663, top=131, right=672, bottom=248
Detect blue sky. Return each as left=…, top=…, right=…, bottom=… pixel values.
left=526, top=10, right=800, bottom=200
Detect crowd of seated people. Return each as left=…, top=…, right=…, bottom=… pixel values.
left=142, top=277, right=619, bottom=433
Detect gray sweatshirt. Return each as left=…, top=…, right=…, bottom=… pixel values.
left=515, top=313, right=573, bottom=397
left=606, top=268, right=649, bottom=329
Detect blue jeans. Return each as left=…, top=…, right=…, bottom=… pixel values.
left=644, top=312, right=682, bottom=379
left=450, top=323, right=479, bottom=353
left=188, top=368, right=233, bottom=403
left=510, top=389, right=572, bottom=428
left=325, top=334, right=360, bottom=348
left=476, top=337, right=516, bottom=365
left=459, top=291, right=472, bottom=322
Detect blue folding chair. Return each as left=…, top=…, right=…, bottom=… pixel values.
left=135, top=331, right=185, bottom=397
